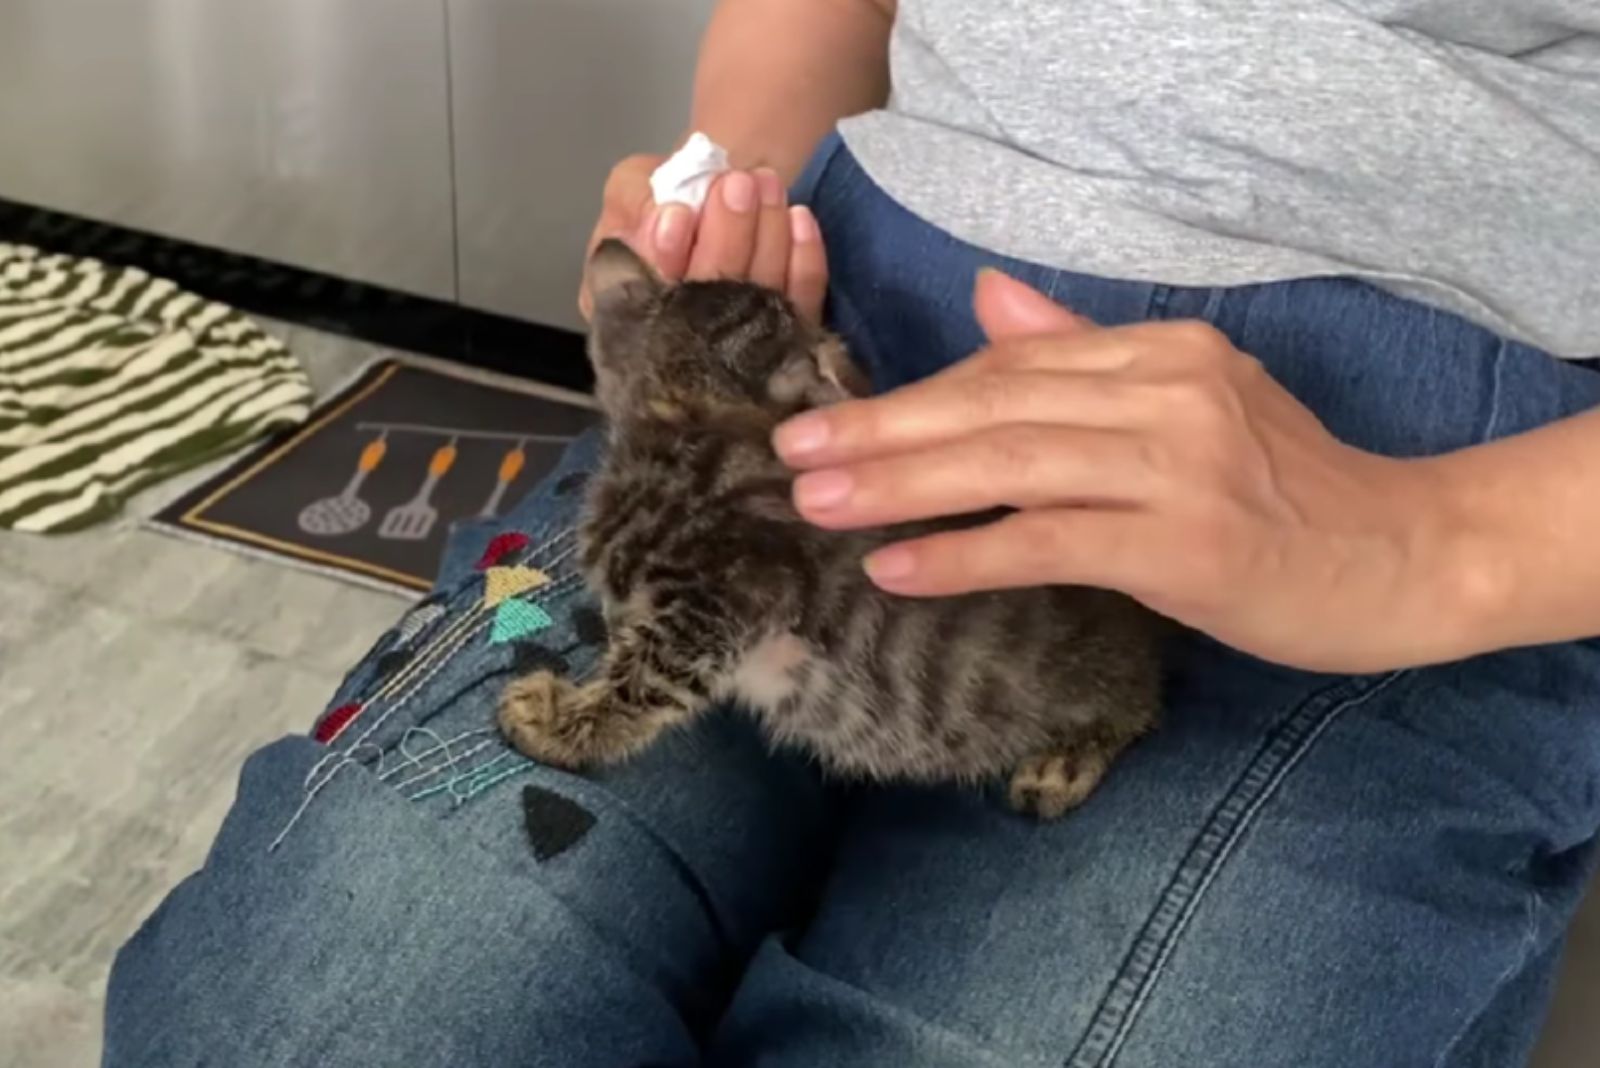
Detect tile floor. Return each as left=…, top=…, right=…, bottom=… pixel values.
left=0, top=322, right=1594, bottom=1067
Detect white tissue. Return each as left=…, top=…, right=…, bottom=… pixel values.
left=649, top=132, right=732, bottom=211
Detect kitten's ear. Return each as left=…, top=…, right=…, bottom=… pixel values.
left=768, top=335, right=872, bottom=407
left=587, top=238, right=663, bottom=319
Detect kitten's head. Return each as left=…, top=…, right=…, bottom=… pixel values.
left=584, top=239, right=869, bottom=423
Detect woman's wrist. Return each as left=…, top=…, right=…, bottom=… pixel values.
left=1396, top=450, right=1526, bottom=665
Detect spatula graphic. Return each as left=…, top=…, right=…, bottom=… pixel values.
left=379, top=439, right=457, bottom=541
left=297, top=433, right=387, bottom=537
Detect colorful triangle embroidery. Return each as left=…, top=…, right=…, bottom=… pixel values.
left=314, top=702, right=363, bottom=744
left=491, top=599, right=554, bottom=644
left=395, top=603, right=446, bottom=645
left=476, top=531, right=532, bottom=571
left=484, top=565, right=550, bottom=607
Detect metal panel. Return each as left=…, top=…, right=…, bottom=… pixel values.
left=0, top=0, right=456, bottom=300
left=448, top=0, right=716, bottom=331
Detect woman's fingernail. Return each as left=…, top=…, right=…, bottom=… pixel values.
left=774, top=412, right=830, bottom=456
left=789, top=205, right=818, bottom=244
left=794, top=470, right=853, bottom=511
left=756, top=169, right=784, bottom=208
left=654, top=205, right=691, bottom=256
left=722, top=172, right=757, bottom=213
left=865, top=546, right=916, bottom=583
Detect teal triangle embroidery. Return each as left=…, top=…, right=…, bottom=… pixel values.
left=491, top=599, right=554, bottom=644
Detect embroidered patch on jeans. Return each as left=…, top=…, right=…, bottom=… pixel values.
left=395, top=602, right=446, bottom=645
left=571, top=605, right=607, bottom=645
left=492, top=600, right=554, bottom=643
left=484, top=565, right=550, bottom=607
left=375, top=647, right=413, bottom=677
left=314, top=702, right=363, bottom=744
left=521, top=785, right=596, bottom=860
left=513, top=644, right=570, bottom=675
left=476, top=531, right=532, bottom=570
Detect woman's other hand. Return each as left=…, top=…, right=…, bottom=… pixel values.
left=773, top=270, right=1479, bottom=673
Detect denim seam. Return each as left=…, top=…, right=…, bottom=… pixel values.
left=1064, top=670, right=1408, bottom=1068
left=1143, top=285, right=1174, bottom=322
left=827, top=274, right=885, bottom=388
left=1483, top=337, right=1508, bottom=441
left=1430, top=889, right=1541, bottom=1068
left=526, top=768, right=740, bottom=958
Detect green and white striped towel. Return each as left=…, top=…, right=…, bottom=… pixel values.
left=0, top=242, right=312, bottom=532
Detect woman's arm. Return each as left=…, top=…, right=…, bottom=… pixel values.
left=579, top=0, right=892, bottom=318
left=1433, top=404, right=1600, bottom=659
left=691, top=0, right=896, bottom=181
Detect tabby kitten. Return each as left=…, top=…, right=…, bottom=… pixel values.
left=498, top=240, right=1162, bottom=818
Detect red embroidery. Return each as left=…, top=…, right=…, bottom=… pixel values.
left=475, top=532, right=531, bottom=571
left=315, top=702, right=363, bottom=744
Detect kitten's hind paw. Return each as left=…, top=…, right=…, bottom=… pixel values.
left=498, top=672, right=620, bottom=770
left=1008, top=749, right=1110, bottom=820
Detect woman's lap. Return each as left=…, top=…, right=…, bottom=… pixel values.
left=104, top=440, right=839, bottom=1067
left=706, top=138, right=1600, bottom=1066
left=105, top=137, right=1600, bottom=1067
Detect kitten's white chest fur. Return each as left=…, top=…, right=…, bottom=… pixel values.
left=723, top=631, right=813, bottom=710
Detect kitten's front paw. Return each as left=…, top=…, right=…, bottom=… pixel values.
left=498, top=672, right=625, bottom=770
left=1008, top=749, right=1110, bottom=820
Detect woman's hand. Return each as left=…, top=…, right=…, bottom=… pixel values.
left=773, top=270, right=1480, bottom=673
left=579, top=154, right=827, bottom=322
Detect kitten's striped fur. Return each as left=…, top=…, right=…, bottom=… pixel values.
left=498, top=241, right=1162, bottom=817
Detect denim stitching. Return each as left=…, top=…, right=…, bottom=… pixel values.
left=1483, top=338, right=1508, bottom=442
left=1065, top=670, right=1407, bottom=1068
left=311, top=527, right=583, bottom=761
left=1430, top=889, right=1540, bottom=1068
left=381, top=727, right=495, bottom=790
left=271, top=528, right=588, bottom=851
left=270, top=590, right=568, bottom=851
left=340, top=573, right=583, bottom=761
left=1143, top=284, right=1175, bottom=322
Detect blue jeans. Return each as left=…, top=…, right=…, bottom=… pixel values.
left=105, top=136, right=1600, bottom=1068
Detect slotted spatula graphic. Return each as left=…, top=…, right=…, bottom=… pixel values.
left=379, top=439, right=457, bottom=541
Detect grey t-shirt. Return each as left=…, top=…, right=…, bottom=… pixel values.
left=838, top=1, right=1600, bottom=357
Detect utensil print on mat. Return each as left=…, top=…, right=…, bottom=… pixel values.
left=478, top=440, right=527, bottom=519
left=297, top=432, right=387, bottom=536
left=379, top=438, right=458, bottom=540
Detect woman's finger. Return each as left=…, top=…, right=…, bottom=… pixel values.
left=938, top=330, right=1150, bottom=385
left=747, top=169, right=792, bottom=291
left=644, top=204, right=695, bottom=280
left=774, top=369, right=1152, bottom=468
left=687, top=172, right=760, bottom=280
left=786, top=206, right=828, bottom=324
left=973, top=268, right=1094, bottom=339
left=862, top=507, right=1162, bottom=598
left=790, top=425, right=1155, bottom=529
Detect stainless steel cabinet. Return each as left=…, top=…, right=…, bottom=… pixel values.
left=0, top=0, right=713, bottom=326
left=448, top=0, right=716, bottom=331
left=0, top=0, right=457, bottom=300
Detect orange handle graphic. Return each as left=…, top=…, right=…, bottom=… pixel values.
left=429, top=443, right=458, bottom=478
left=358, top=438, right=387, bottom=472
left=498, top=446, right=526, bottom=484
